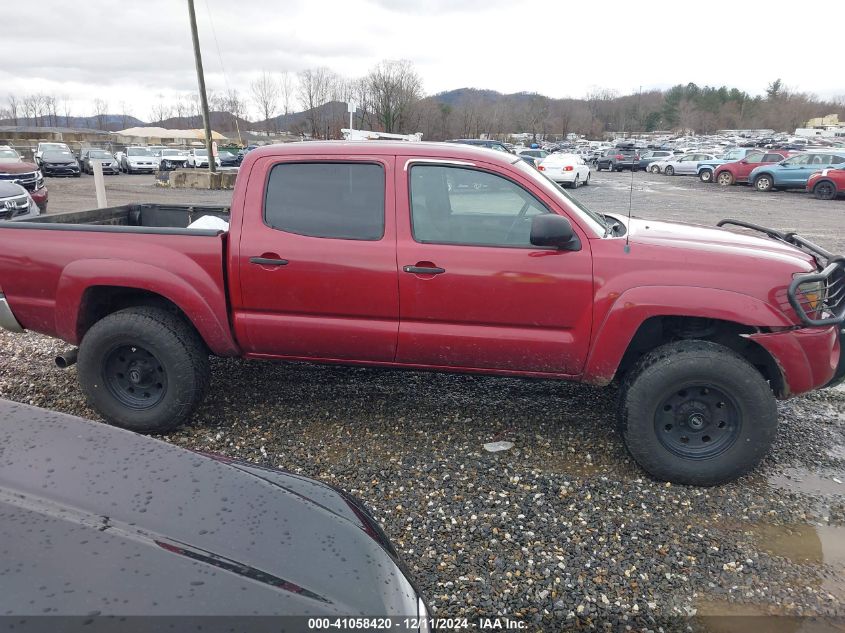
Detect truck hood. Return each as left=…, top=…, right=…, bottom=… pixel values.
left=623, top=217, right=817, bottom=270
left=0, top=160, right=39, bottom=174
left=0, top=399, right=421, bottom=617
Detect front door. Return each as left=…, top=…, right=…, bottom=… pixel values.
left=233, top=156, right=399, bottom=362
left=394, top=159, right=594, bottom=375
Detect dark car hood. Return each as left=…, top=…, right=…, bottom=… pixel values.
left=0, top=400, right=420, bottom=616
left=0, top=160, right=38, bottom=174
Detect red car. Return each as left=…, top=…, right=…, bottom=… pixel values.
left=807, top=167, right=845, bottom=200
left=0, top=142, right=843, bottom=486
left=713, top=150, right=792, bottom=186
left=0, top=146, right=49, bottom=211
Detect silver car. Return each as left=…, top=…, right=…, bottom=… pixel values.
left=0, top=181, right=40, bottom=220
left=653, top=153, right=718, bottom=176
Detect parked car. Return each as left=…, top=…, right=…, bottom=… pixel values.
left=120, top=147, right=159, bottom=174
left=218, top=150, right=241, bottom=167
left=750, top=152, right=845, bottom=192
left=187, top=148, right=222, bottom=168
left=1, top=142, right=843, bottom=486
left=34, top=141, right=71, bottom=166
left=517, top=148, right=550, bottom=162
left=155, top=148, right=190, bottom=170
left=538, top=153, right=591, bottom=188
left=713, top=151, right=791, bottom=186
left=596, top=146, right=640, bottom=171
left=652, top=153, right=718, bottom=176
left=0, top=399, right=429, bottom=619
left=0, top=146, right=48, bottom=211
left=637, top=150, right=674, bottom=171
left=40, top=149, right=81, bottom=177
left=0, top=181, right=39, bottom=220
left=79, top=148, right=119, bottom=175
left=806, top=167, right=845, bottom=200
left=696, top=148, right=764, bottom=182
left=446, top=138, right=513, bottom=153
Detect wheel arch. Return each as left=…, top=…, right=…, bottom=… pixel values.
left=583, top=286, right=795, bottom=395
left=54, top=260, right=240, bottom=357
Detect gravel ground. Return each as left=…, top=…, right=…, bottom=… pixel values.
left=4, top=170, right=845, bottom=631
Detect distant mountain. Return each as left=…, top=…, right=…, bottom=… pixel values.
left=0, top=114, right=145, bottom=130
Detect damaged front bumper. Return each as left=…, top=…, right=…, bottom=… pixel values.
left=748, top=326, right=841, bottom=397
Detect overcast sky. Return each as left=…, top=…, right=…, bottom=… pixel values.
left=2, top=0, right=844, bottom=121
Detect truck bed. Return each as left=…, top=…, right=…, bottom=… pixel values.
left=0, top=203, right=237, bottom=356
left=9, top=203, right=230, bottom=234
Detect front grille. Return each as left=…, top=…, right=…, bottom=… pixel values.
left=0, top=172, right=39, bottom=191
left=0, top=195, right=30, bottom=219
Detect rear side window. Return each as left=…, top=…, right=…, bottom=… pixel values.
left=264, top=162, right=385, bottom=240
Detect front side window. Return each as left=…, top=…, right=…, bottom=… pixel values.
left=264, top=162, right=385, bottom=241
left=410, top=165, right=547, bottom=247
left=783, top=155, right=810, bottom=165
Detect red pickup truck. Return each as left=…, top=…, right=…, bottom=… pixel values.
left=1, top=142, right=843, bottom=485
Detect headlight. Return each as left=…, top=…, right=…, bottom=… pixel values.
left=794, top=276, right=824, bottom=312
left=417, top=597, right=431, bottom=633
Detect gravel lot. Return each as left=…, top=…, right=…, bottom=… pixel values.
left=4, top=169, right=845, bottom=631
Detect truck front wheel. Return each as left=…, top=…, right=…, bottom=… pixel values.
left=78, top=306, right=210, bottom=433
left=618, top=340, right=777, bottom=486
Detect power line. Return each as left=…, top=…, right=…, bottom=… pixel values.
left=203, top=0, right=243, bottom=145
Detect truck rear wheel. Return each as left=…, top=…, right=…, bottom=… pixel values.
left=78, top=307, right=210, bottom=433
left=618, top=340, right=777, bottom=486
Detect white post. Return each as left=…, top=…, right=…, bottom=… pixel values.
left=347, top=101, right=355, bottom=131
left=92, top=161, right=107, bottom=208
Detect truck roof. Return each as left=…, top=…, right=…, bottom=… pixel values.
left=247, top=141, right=520, bottom=167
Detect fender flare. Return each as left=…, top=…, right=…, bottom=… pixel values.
left=54, top=259, right=240, bottom=356
left=582, top=285, right=793, bottom=385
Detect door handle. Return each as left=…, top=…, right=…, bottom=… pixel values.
left=249, top=257, right=289, bottom=266
left=403, top=265, right=445, bottom=275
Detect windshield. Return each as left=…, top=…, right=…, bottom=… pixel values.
left=195, top=149, right=208, bottom=156
left=41, top=143, right=67, bottom=150
left=127, top=148, right=152, bottom=156
left=511, top=158, right=607, bottom=236
left=162, top=150, right=181, bottom=156
left=0, top=149, right=20, bottom=162
left=43, top=150, right=74, bottom=161
left=89, top=150, right=113, bottom=159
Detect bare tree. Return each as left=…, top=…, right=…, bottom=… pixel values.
left=149, top=94, right=172, bottom=125
left=119, top=101, right=133, bottom=129
left=366, top=60, right=422, bottom=133
left=280, top=71, right=295, bottom=118
left=93, top=98, right=109, bottom=130
left=297, top=67, right=333, bottom=138
left=6, top=95, right=19, bottom=125
left=59, top=96, right=73, bottom=127
left=250, top=71, right=280, bottom=134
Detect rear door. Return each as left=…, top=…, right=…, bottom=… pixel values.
left=233, top=155, right=399, bottom=362
left=394, top=157, right=594, bottom=375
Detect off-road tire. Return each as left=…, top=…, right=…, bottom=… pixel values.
left=618, top=340, right=777, bottom=486
left=78, top=306, right=210, bottom=433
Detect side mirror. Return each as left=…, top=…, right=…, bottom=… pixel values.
left=530, top=215, right=580, bottom=251
left=740, top=160, right=748, bottom=164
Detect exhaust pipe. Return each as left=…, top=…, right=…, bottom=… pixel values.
left=55, top=349, right=78, bottom=369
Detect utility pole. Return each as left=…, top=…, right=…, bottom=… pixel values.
left=187, top=0, right=216, bottom=173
